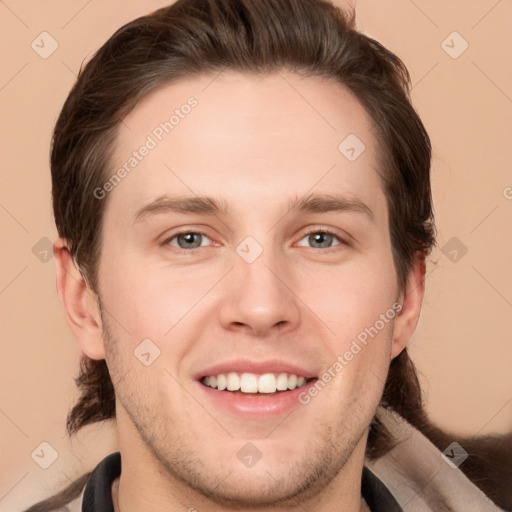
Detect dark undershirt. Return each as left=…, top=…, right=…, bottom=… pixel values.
left=81, top=452, right=402, bottom=512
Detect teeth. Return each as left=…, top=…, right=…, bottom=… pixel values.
left=258, top=373, right=276, bottom=393
left=202, top=372, right=310, bottom=393
left=276, top=373, right=288, bottom=391
left=227, top=372, right=240, bottom=391
left=217, top=374, right=227, bottom=391
left=241, top=373, right=258, bottom=393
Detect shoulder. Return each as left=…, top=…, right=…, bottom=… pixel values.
left=366, top=407, right=505, bottom=511
left=23, top=452, right=119, bottom=512
left=54, top=491, right=84, bottom=512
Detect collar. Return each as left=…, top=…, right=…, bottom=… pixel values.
left=81, top=452, right=120, bottom=512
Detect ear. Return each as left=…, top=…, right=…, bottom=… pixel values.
left=53, top=237, right=105, bottom=360
left=391, top=252, right=426, bottom=358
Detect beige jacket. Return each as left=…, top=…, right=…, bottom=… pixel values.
left=58, top=408, right=505, bottom=512
left=366, top=408, right=505, bottom=511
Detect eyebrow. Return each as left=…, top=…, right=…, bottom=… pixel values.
left=133, top=192, right=375, bottom=224
left=287, top=192, right=375, bottom=223
left=133, top=195, right=229, bottom=223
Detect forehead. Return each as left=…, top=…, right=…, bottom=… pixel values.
left=106, top=71, right=385, bottom=223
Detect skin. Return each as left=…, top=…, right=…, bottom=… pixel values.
left=54, top=71, right=425, bottom=512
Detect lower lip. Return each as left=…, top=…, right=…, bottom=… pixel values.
left=196, top=380, right=317, bottom=418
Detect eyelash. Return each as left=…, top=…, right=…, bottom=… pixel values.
left=162, top=227, right=349, bottom=253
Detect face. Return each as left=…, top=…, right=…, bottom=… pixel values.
left=96, top=72, right=403, bottom=506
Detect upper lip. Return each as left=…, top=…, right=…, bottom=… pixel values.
left=194, top=359, right=317, bottom=380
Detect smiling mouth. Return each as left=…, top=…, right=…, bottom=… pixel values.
left=200, top=372, right=316, bottom=395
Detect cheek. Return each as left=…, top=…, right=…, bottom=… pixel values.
left=99, top=255, right=217, bottom=340
left=299, top=253, right=399, bottom=339
left=299, top=253, right=399, bottom=397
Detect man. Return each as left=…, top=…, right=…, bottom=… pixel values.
left=25, top=0, right=506, bottom=510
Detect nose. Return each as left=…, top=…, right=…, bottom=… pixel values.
left=219, top=248, right=301, bottom=337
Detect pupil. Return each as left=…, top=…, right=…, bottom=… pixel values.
left=179, top=233, right=200, bottom=248
left=310, top=233, right=331, bottom=248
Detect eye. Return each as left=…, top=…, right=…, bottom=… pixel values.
left=297, top=230, right=344, bottom=249
left=165, top=231, right=213, bottom=250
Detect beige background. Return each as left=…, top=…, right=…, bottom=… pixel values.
left=1, top=0, right=511, bottom=510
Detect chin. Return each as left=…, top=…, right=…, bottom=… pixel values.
left=186, top=467, right=320, bottom=508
